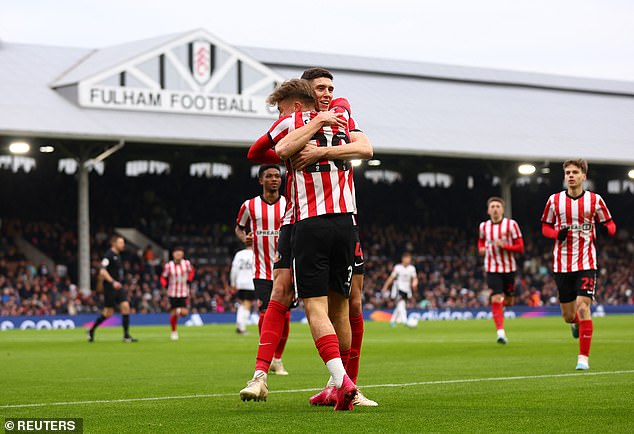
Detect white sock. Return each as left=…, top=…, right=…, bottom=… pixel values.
left=578, top=355, right=589, bottom=363
left=497, top=329, right=506, bottom=338
left=253, top=370, right=267, bottom=380
left=326, top=376, right=335, bottom=388
left=325, top=358, right=346, bottom=388
left=237, top=305, right=249, bottom=331
left=397, top=300, right=407, bottom=323
left=272, top=357, right=281, bottom=364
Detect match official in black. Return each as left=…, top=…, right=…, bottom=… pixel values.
left=88, top=235, right=137, bottom=342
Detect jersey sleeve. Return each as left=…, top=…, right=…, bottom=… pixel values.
left=594, top=194, right=612, bottom=223
left=541, top=195, right=556, bottom=224
left=510, top=219, right=523, bottom=239
left=236, top=201, right=251, bottom=228
left=247, top=134, right=280, bottom=164
left=268, top=116, right=293, bottom=145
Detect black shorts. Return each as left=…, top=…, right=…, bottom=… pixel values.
left=292, top=213, right=354, bottom=299
left=104, top=288, right=127, bottom=308
left=554, top=270, right=597, bottom=303
left=253, top=278, right=273, bottom=312
left=353, top=226, right=365, bottom=276
left=169, top=297, right=189, bottom=309
left=486, top=272, right=516, bottom=297
left=237, top=289, right=256, bottom=301
left=274, top=224, right=293, bottom=270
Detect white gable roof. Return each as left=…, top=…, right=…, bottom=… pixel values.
left=1, top=30, right=633, bottom=164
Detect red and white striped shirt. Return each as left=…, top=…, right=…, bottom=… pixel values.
left=268, top=110, right=356, bottom=221
left=160, top=259, right=194, bottom=298
left=541, top=190, right=612, bottom=272
left=236, top=195, right=286, bottom=280
left=478, top=218, right=523, bottom=273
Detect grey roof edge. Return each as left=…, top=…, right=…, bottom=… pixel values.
left=239, top=46, right=634, bottom=96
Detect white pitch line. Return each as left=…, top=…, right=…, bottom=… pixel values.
left=2, top=370, right=633, bottom=409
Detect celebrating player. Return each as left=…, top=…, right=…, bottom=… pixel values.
left=382, top=252, right=418, bottom=327
left=160, top=246, right=194, bottom=340
left=478, top=197, right=524, bottom=344
left=541, top=159, right=616, bottom=370
left=87, top=235, right=137, bottom=343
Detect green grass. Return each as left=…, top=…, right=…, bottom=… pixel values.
left=1, top=316, right=633, bottom=433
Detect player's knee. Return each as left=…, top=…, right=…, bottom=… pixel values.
left=180, top=309, right=188, bottom=317
left=271, top=286, right=293, bottom=306
left=562, top=312, right=576, bottom=323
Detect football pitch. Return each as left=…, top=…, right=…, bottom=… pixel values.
left=2, top=316, right=633, bottom=433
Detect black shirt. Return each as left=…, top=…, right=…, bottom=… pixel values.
left=101, top=249, right=124, bottom=290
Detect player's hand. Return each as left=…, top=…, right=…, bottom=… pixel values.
left=495, top=239, right=506, bottom=248
left=557, top=227, right=569, bottom=241
left=112, top=281, right=122, bottom=289
left=316, top=110, right=347, bottom=129
left=244, top=233, right=254, bottom=247
left=291, top=144, right=324, bottom=171
left=597, top=222, right=609, bottom=236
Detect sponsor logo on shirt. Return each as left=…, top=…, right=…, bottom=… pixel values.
left=255, top=229, right=279, bottom=236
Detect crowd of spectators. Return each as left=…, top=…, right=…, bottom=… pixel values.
left=1, top=220, right=633, bottom=317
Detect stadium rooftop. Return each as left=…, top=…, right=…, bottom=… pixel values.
left=1, top=28, right=633, bottom=164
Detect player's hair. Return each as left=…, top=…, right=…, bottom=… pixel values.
left=301, top=67, right=334, bottom=81
left=258, top=164, right=281, bottom=178
left=266, top=79, right=316, bottom=106
left=563, top=159, right=588, bottom=174
left=172, top=246, right=185, bottom=253
left=109, top=234, right=123, bottom=245
left=487, top=196, right=505, bottom=207
left=402, top=251, right=413, bottom=258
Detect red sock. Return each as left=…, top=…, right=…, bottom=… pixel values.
left=170, top=315, right=178, bottom=332
left=274, top=311, right=291, bottom=359
left=340, top=348, right=351, bottom=368
left=255, top=300, right=289, bottom=373
left=258, top=313, right=264, bottom=336
left=491, top=301, right=504, bottom=330
left=579, top=319, right=593, bottom=357
left=347, top=313, right=364, bottom=384
left=315, top=334, right=340, bottom=364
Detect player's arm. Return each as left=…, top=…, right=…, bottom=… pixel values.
left=290, top=131, right=373, bottom=171
left=541, top=222, right=568, bottom=241
left=230, top=257, right=238, bottom=287
left=247, top=134, right=281, bottom=164
left=477, top=237, right=486, bottom=256
left=275, top=111, right=347, bottom=161
left=99, top=266, right=121, bottom=289
left=596, top=219, right=617, bottom=237
left=382, top=272, right=396, bottom=292
left=500, top=237, right=525, bottom=253
left=235, top=225, right=253, bottom=247
left=187, top=263, right=195, bottom=283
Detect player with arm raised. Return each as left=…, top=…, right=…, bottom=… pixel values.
left=541, top=159, right=616, bottom=370
left=478, top=197, right=524, bottom=344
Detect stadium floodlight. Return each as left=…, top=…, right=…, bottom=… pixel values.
left=629, top=169, right=634, bottom=180
left=9, top=141, right=30, bottom=154
left=367, top=159, right=381, bottom=166
left=351, top=159, right=362, bottom=167
left=518, top=164, right=536, bottom=175
left=39, top=146, right=55, bottom=153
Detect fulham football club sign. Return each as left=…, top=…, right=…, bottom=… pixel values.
left=74, top=30, right=283, bottom=118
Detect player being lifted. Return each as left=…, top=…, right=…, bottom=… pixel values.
left=478, top=197, right=524, bottom=344
left=242, top=71, right=376, bottom=406
left=235, top=164, right=289, bottom=375
left=382, top=252, right=418, bottom=327
left=541, top=159, right=616, bottom=370
left=240, top=79, right=372, bottom=410
left=160, top=246, right=194, bottom=340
